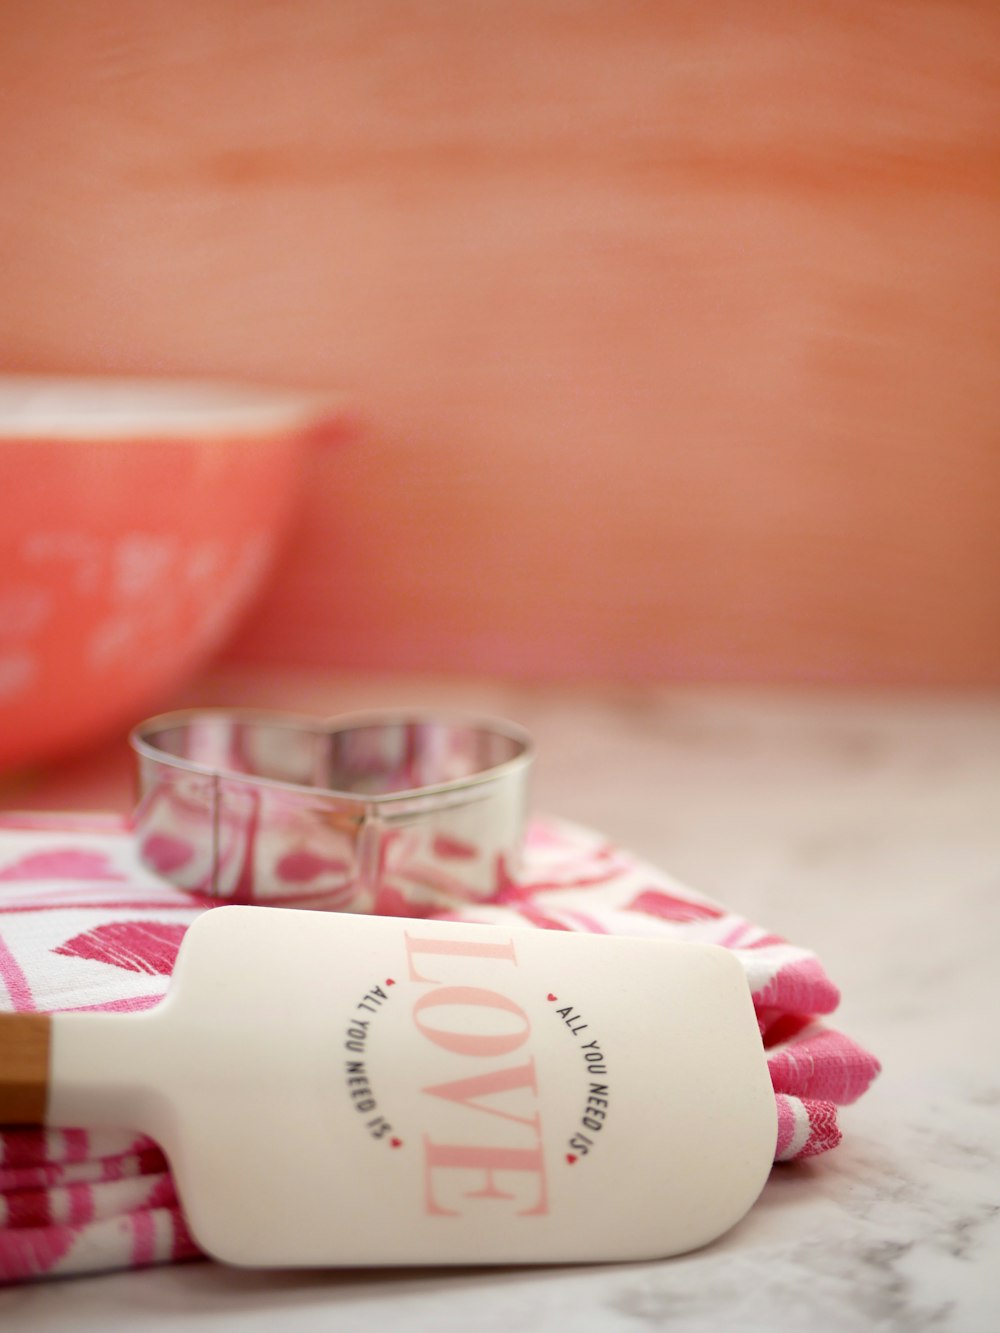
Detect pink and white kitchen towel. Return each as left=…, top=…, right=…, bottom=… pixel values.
left=0, top=811, right=879, bottom=1283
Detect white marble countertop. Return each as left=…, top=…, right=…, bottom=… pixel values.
left=2, top=672, right=998, bottom=1330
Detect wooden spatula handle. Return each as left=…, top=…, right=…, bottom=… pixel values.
left=0, top=1013, right=51, bottom=1124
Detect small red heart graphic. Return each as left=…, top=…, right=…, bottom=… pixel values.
left=547, top=993, right=557, bottom=1001
left=386, top=978, right=396, bottom=987
left=390, top=1137, right=402, bottom=1148
left=566, top=1154, right=577, bottom=1164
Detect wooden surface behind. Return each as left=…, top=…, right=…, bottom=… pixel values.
left=1, top=2, right=998, bottom=682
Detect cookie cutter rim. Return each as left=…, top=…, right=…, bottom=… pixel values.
left=128, top=707, right=535, bottom=808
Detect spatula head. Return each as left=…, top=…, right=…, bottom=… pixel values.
left=59, top=906, right=777, bottom=1266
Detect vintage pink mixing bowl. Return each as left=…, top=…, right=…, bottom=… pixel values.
left=0, top=376, right=343, bottom=773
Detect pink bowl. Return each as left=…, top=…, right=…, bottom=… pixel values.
left=0, top=376, right=343, bottom=773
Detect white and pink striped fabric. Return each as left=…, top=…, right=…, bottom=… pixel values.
left=0, top=811, right=879, bottom=1284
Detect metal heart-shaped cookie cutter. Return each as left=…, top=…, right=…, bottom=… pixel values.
left=130, top=709, right=534, bottom=912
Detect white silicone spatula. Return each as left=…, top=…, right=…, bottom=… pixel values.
left=0, top=906, right=776, bottom=1266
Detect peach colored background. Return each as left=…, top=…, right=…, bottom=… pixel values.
left=2, top=2, right=998, bottom=684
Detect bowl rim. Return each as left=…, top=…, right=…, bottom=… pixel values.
left=0, top=375, right=344, bottom=440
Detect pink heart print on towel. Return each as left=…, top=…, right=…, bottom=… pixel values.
left=0, top=811, right=879, bottom=1283
left=625, top=887, right=725, bottom=923
left=54, top=922, right=188, bottom=976
left=0, top=848, right=126, bottom=883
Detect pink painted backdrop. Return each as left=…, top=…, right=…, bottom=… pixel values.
left=2, top=1, right=998, bottom=683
